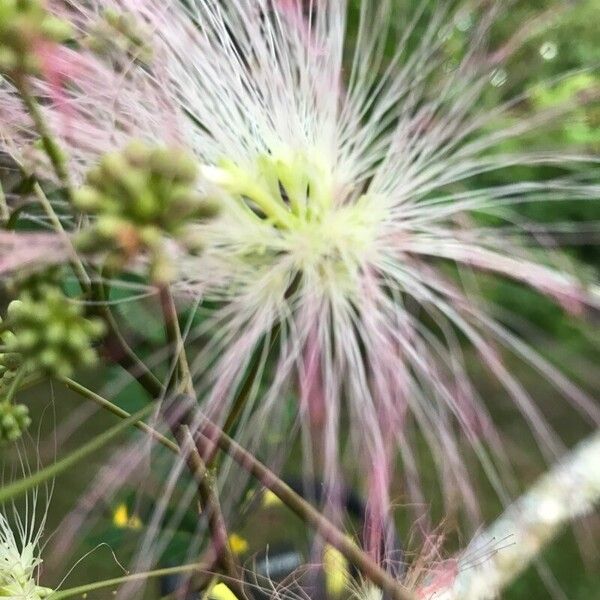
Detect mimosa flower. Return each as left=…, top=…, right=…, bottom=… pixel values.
left=0, top=495, right=52, bottom=599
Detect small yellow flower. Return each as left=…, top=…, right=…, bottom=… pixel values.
left=112, top=503, right=142, bottom=530
left=262, top=489, right=282, bottom=508
left=228, top=533, right=248, bottom=555
left=208, top=581, right=238, bottom=600
left=323, top=544, right=350, bottom=597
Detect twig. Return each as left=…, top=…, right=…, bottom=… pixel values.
left=158, top=284, right=247, bottom=597
left=15, top=78, right=74, bottom=198
left=430, top=430, right=600, bottom=600
left=49, top=561, right=212, bottom=599
left=32, top=181, right=91, bottom=290
left=178, top=425, right=247, bottom=600
left=58, top=376, right=177, bottom=453
left=158, top=284, right=192, bottom=394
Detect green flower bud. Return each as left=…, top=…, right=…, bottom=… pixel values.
left=2, top=413, right=16, bottom=429
left=16, top=329, right=37, bottom=350
left=96, top=214, right=127, bottom=238
left=138, top=225, right=162, bottom=247
left=2, top=287, right=105, bottom=379
left=0, top=401, right=31, bottom=443
left=6, top=299, right=24, bottom=319
left=74, top=186, right=104, bottom=211
left=74, top=142, right=220, bottom=281
left=39, top=15, right=73, bottom=42
left=100, top=151, right=130, bottom=182
left=6, top=266, right=62, bottom=301
left=12, top=403, right=29, bottom=418
left=45, top=322, right=65, bottom=345
left=132, top=189, right=159, bottom=221
left=124, top=139, right=152, bottom=166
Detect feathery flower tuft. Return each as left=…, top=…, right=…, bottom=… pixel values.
left=0, top=492, right=52, bottom=599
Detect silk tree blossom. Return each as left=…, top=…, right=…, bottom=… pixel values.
left=0, top=493, right=52, bottom=599
left=1, top=0, right=599, bottom=543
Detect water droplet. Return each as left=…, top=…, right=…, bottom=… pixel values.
left=539, top=41, right=558, bottom=61
left=490, top=68, right=508, bottom=87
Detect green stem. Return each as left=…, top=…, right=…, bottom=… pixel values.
left=16, top=79, right=74, bottom=197
left=4, top=366, right=27, bottom=404
left=58, top=376, right=177, bottom=453
left=0, top=403, right=154, bottom=503
left=49, top=562, right=211, bottom=599
left=32, top=181, right=90, bottom=291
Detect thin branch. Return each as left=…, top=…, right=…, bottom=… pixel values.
left=15, top=78, right=74, bottom=198
left=177, top=425, right=247, bottom=600
left=58, top=376, right=177, bottom=453
left=32, top=181, right=90, bottom=290
left=158, top=284, right=247, bottom=597
left=432, top=429, right=600, bottom=599
left=158, top=283, right=193, bottom=395
left=49, top=561, right=212, bottom=599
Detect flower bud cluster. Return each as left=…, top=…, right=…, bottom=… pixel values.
left=0, top=0, right=72, bottom=77
left=0, top=319, right=30, bottom=442
left=2, top=284, right=105, bottom=379
left=74, top=141, right=219, bottom=281
left=6, top=266, right=61, bottom=300
left=0, top=329, right=20, bottom=387
left=0, top=401, right=31, bottom=442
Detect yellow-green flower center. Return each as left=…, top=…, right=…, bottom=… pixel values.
left=205, top=151, right=384, bottom=288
